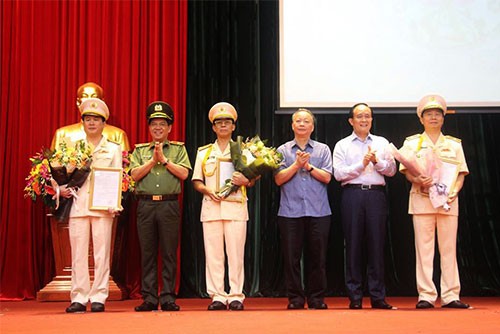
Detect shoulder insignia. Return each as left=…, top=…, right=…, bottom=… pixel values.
left=106, top=138, right=120, bottom=146
left=134, top=143, right=150, bottom=148
left=197, top=143, right=212, bottom=151
left=445, top=135, right=461, bottom=143
left=405, top=134, right=421, bottom=141
left=169, top=140, right=185, bottom=146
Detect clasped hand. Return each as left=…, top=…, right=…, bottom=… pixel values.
left=415, top=174, right=434, bottom=188
left=107, top=206, right=123, bottom=215
left=447, top=191, right=458, bottom=203
left=231, top=171, right=249, bottom=186
left=416, top=174, right=459, bottom=203
left=204, top=171, right=249, bottom=203
left=152, top=142, right=167, bottom=164
left=363, top=145, right=377, bottom=167
left=295, top=150, right=310, bottom=168
left=59, top=185, right=74, bottom=199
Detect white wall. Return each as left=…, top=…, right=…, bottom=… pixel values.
left=279, top=0, right=500, bottom=108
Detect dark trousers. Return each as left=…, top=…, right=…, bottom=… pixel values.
left=341, top=187, right=387, bottom=303
left=278, top=215, right=331, bottom=306
left=137, top=200, right=180, bottom=305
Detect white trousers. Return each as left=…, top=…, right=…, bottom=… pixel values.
left=413, top=214, right=461, bottom=305
left=69, top=216, right=113, bottom=304
left=202, top=220, right=247, bottom=304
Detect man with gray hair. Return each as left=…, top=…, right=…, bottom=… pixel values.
left=275, top=108, right=332, bottom=310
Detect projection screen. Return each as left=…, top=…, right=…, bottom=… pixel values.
left=279, top=0, right=500, bottom=109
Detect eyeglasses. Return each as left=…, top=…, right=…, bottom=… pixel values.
left=213, top=119, right=233, bottom=127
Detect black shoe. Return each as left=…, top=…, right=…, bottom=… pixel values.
left=349, top=301, right=362, bottom=309
left=416, top=300, right=434, bottom=309
left=135, top=301, right=158, bottom=312
left=161, top=302, right=180, bottom=311
left=229, top=300, right=244, bottom=311
left=308, top=302, right=328, bottom=310
left=90, top=302, right=105, bottom=312
left=371, top=300, right=396, bottom=310
left=287, top=302, right=305, bottom=310
left=442, top=300, right=471, bottom=309
left=207, top=301, right=226, bottom=310
left=66, top=302, right=86, bottom=313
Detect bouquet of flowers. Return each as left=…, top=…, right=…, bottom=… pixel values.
left=24, top=149, right=57, bottom=207
left=421, top=149, right=450, bottom=210
left=121, top=150, right=135, bottom=194
left=25, top=142, right=134, bottom=219
left=217, top=135, right=283, bottom=198
left=49, top=140, right=93, bottom=221
left=388, top=143, right=424, bottom=177
left=388, top=143, right=450, bottom=211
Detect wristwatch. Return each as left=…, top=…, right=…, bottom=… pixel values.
left=162, top=159, right=169, bottom=167
left=308, top=165, right=314, bottom=172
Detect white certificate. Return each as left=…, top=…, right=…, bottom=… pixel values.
left=216, top=158, right=243, bottom=202
left=216, top=158, right=235, bottom=190
left=437, top=158, right=461, bottom=196
left=89, top=167, right=123, bottom=210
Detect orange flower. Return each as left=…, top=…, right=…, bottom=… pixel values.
left=46, top=185, right=56, bottom=196
left=33, top=181, right=41, bottom=195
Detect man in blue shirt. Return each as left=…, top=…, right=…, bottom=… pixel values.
left=275, top=108, right=332, bottom=310
left=333, top=103, right=396, bottom=310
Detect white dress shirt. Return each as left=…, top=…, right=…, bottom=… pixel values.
left=333, top=132, right=396, bottom=186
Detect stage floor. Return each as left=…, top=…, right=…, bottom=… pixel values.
left=1, top=297, right=499, bottom=333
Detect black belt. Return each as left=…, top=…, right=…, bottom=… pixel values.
left=343, top=184, right=385, bottom=191
left=137, top=194, right=178, bottom=201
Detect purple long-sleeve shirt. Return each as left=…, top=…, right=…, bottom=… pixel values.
left=276, top=139, right=332, bottom=218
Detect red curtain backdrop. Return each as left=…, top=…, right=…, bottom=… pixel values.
left=0, top=0, right=187, bottom=300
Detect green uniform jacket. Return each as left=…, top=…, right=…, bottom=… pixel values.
left=130, top=140, right=192, bottom=195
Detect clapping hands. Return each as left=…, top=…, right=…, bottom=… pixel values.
left=295, top=150, right=310, bottom=167
left=363, top=145, right=377, bottom=167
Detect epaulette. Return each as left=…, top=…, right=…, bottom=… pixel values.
left=405, top=134, right=421, bottom=141
left=106, top=138, right=120, bottom=146
left=169, top=140, right=185, bottom=146
left=197, top=143, right=212, bottom=151
left=134, top=143, right=150, bottom=148
left=445, top=135, right=461, bottom=143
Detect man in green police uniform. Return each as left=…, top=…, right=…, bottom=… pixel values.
left=130, top=101, right=191, bottom=312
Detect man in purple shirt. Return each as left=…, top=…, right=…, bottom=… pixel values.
left=333, top=103, right=396, bottom=310
left=275, top=108, right=332, bottom=310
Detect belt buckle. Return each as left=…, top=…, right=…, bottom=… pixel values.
left=152, top=195, right=162, bottom=201
left=361, top=184, right=370, bottom=190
